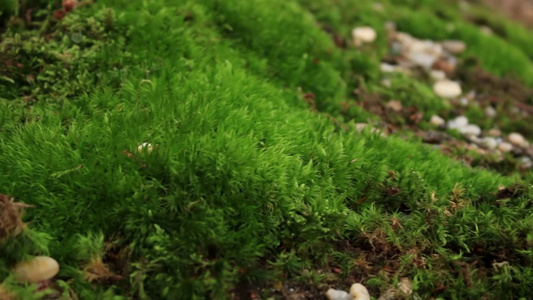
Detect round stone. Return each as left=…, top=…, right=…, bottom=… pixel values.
left=441, top=40, right=466, bottom=54
left=326, top=289, right=351, bottom=300
left=12, top=256, right=60, bottom=284
left=409, top=51, right=436, bottom=69
left=508, top=133, right=525, bottom=147
left=430, top=70, right=446, bottom=81
left=460, top=124, right=481, bottom=136
left=433, top=80, right=462, bottom=98
left=352, top=26, right=377, bottom=45
left=498, top=142, right=513, bottom=153
left=448, top=116, right=468, bottom=129
left=380, top=63, right=396, bottom=73
left=350, top=283, right=370, bottom=300
left=430, top=115, right=445, bottom=127
left=483, top=137, right=498, bottom=150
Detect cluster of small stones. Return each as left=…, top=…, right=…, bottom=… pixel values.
left=429, top=114, right=533, bottom=167
left=326, top=283, right=371, bottom=300
left=326, top=279, right=412, bottom=300
left=381, top=22, right=464, bottom=99
left=373, top=22, right=532, bottom=168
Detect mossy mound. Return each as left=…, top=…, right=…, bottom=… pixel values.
left=1, top=0, right=533, bottom=299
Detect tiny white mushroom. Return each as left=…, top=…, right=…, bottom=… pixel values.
left=350, top=283, right=370, bottom=300
left=352, top=26, right=377, bottom=46
left=433, top=80, right=462, bottom=98
left=12, top=256, right=59, bottom=284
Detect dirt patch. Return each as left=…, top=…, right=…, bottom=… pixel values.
left=483, top=0, right=533, bottom=28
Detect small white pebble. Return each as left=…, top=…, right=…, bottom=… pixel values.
left=459, top=97, right=469, bottom=107
left=380, top=63, right=396, bottom=73
left=352, top=26, right=377, bottom=45
left=138, top=142, right=153, bottom=154
left=498, top=142, right=513, bottom=153
left=326, top=289, right=351, bottom=300
left=409, top=51, right=436, bottom=69
left=430, top=115, right=445, bottom=127
left=12, top=256, right=59, bottom=284
left=520, top=156, right=533, bottom=168
left=350, top=283, right=370, bottom=300
left=460, top=124, right=481, bottom=136
left=441, top=40, right=466, bottom=54
left=447, top=116, right=468, bottom=129
left=508, top=133, right=525, bottom=147
left=433, top=80, right=462, bottom=98
left=483, top=137, right=498, bottom=150
left=430, top=70, right=446, bottom=81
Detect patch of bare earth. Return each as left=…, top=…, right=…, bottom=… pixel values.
left=483, top=0, right=533, bottom=28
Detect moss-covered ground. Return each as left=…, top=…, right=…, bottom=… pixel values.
left=1, top=0, right=533, bottom=299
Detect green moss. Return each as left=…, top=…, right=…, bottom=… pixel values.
left=1, top=0, right=533, bottom=299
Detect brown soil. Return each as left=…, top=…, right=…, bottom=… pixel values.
left=483, top=0, right=533, bottom=28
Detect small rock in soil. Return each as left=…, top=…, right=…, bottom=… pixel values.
left=508, top=133, right=525, bottom=147
left=498, top=142, right=513, bottom=153
left=441, top=40, right=466, bottom=54
left=447, top=116, right=468, bottom=129
left=460, top=124, right=481, bottom=136
left=380, top=63, right=396, bottom=73
left=326, top=289, right=351, bottom=300
left=12, top=256, right=59, bottom=284
left=430, top=70, right=446, bottom=81
left=483, top=137, right=498, bottom=150
left=409, top=51, right=436, bottom=69
left=350, top=283, right=370, bottom=300
left=430, top=115, right=445, bottom=127
left=352, top=26, right=377, bottom=46
left=433, top=80, right=462, bottom=98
